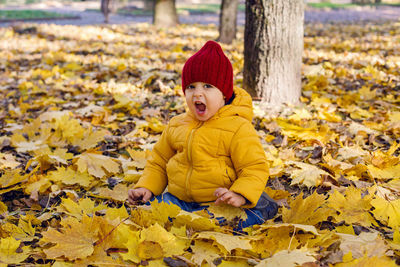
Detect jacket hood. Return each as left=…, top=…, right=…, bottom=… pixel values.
left=218, top=87, right=253, bottom=122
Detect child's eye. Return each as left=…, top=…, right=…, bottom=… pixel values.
left=204, top=84, right=213, bottom=89
left=186, top=85, right=195, bottom=90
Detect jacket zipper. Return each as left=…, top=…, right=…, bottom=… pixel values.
left=185, top=122, right=203, bottom=201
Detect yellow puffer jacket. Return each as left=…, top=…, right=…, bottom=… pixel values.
left=134, top=87, right=269, bottom=208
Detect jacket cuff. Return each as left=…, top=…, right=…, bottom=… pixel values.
left=229, top=180, right=263, bottom=208
left=134, top=176, right=166, bottom=196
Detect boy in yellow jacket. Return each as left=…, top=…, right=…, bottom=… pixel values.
left=128, top=40, right=277, bottom=229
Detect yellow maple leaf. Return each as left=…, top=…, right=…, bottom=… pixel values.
left=349, top=105, right=374, bottom=120
left=126, top=148, right=148, bottom=169
left=371, top=196, right=400, bottom=229
left=47, top=166, right=93, bottom=187
left=33, top=147, right=73, bottom=168
left=277, top=119, right=335, bottom=143
left=0, top=153, right=20, bottom=169
left=327, top=187, right=375, bottom=227
left=334, top=255, right=397, bottom=267
left=96, top=183, right=129, bottom=202
left=191, top=240, right=222, bottom=267
left=282, top=191, right=332, bottom=225
left=137, top=241, right=164, bottom=260
left=0, top=237, right=29, bottom=265
left=149, top=200, right=181, bottom=225
left=24, top=175, right=52, bottom=200
left=105, top=206, right=129, bottom=223
left=0, top=169, right=27, bottom=188
left=1, top=222, right=34, bottom=242
left=75, top=150, right=120, bottom=178
left=367, top=164, right=400, bottom=180
left=255, top=223, right=319, bottom=236
left=0, top=201, right=7, bottom=216
left=256, top=249, right=316, bottom=267
left=120, top=229, right=141, bottom=263
left=141, top=223, right=188, bottom=257
left=287, top=161, right=331, bottom=187
left=195, top=231, right=252, bottom=255
left=75, top=246, right=123, bottom=266
left=41, top=215, right=101, bottom=260
left=144, top=117, right=166, bottom=133
left=175, top=210, right=218, bottom=231
left=250, top=224, right=301, bottom=258
left=347, top=121, right=377, bottom=136
left=207, top=203, right=247, bottom=221
left=317, top=110, right=342, bottom=123
left=288, top=108, right=313, bottom=121
left=53, top=114, right=85, bottom=144
left=74, top=128, right=110, bottom=150
left=57, top=197, right=107, bottom=219
left=337, top=146, right=368, bottom=161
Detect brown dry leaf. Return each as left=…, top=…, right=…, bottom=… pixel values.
left=337, top=232, right=387, bottom=259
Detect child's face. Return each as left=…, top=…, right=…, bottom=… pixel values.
left=185, top=82, right=225, bottom=121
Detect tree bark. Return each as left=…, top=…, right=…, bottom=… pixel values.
left=101, top=0, right=111, bottom=23
left=153, top=0, right=179, bottom=27
left=143, top=0, right=154, bottom=11
left=218, top=0, right=239, bottom=44
left=243, top=0, right=304, bottom=105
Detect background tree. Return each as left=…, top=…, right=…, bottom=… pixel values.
left=100, top=0, right=112, bottom=23
left=143, top=0, right=154, bottom=11
left=218, top=0, right=239, bottom=44
left=100, top=0, right=122, bottom=23
left=153, top=0, right=179, bottom=27
left=243, top=0, right=304, bottom=105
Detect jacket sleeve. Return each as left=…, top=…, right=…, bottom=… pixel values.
left=228, top=122, right=269, bottom=208
left=134, top=123, right=175, bottom=196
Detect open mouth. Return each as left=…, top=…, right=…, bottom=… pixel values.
left=195, top=101, right=206, bottom=115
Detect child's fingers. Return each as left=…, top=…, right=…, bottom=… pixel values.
left=214, top=190, right=233, bottom=205
left=128, top=189, right=146, bottom=204
left=216, top=191, right=245, bottom=207
left=142, top=190, right=153, bottom=202
left=214, top=187, right=228, bottom=197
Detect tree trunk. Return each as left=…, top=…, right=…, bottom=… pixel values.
left=143, top=0, right=154, bottom=11
left=218, top=0, right=239, bottom=44
left=153, top=0, right=179, bottom=27
left=243, top=0, right=304, bottom=105
left=101, top=0, right=111, bottom=23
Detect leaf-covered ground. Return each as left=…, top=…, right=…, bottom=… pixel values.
left=0, top=21, right=400, bottom=266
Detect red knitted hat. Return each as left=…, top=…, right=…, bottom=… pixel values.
left=182, top=40, right=233, bottom=100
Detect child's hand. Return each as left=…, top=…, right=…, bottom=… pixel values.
left=214, top=187, right=246, bottom=207
left=128, top=188, right=153, bottom=205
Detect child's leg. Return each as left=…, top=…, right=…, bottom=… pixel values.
left=153, top=192, right=205, bottom=212
left=236, top=192, right=278, bottom=231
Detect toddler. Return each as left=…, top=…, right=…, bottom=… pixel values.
left=128, top=40, right=277, bottom=229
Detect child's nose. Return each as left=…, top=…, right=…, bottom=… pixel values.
left=193, top=86, right=204, bottom=96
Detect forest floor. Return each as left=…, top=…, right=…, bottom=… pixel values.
left=0, top=0, right=399, bottom=26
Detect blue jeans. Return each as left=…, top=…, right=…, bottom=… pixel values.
left=150, top=192, right=270, bottom=231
